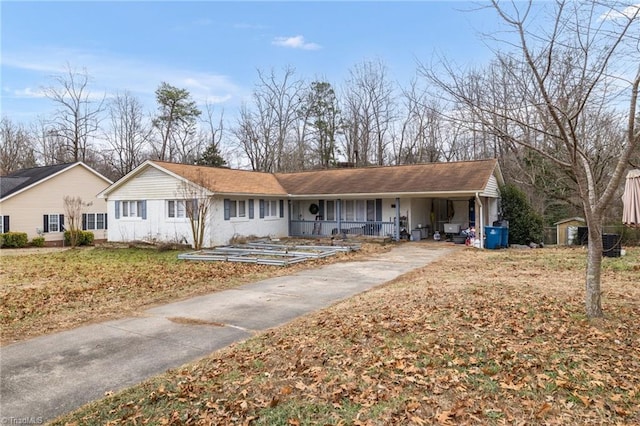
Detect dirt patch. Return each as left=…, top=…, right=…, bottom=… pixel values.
left=167, top=317, right=225, bottom=327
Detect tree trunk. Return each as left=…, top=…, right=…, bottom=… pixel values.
left=585, top=221, right=604, bottom=318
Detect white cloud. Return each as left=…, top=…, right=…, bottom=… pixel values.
left=272, top=35, right=321, bottom=50
left=599, top=3, right=640, bottom=20
left=4, top=87, right=47, bottom=99
left=1, top=47, right=244, bottom=109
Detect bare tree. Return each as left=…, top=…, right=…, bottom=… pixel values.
left=63, top=195, right=87, bottom=247
left=299, top=81, right=341, bottom=168
left=0, top=117, right=37, bottom=174
left=105, top=91, right=150, bottom=179
left=393, top=79, right=445, bottom=164
left=195, top=102, right=227, bottom=167
left=341, top=59, right=395, bottom=166
left=178, top=171, right=213, bottom=250
left=43, top=65, right=105, bottom=163
left=422, top=0, right=640, bottom=318
left=31, top=118, right=71, bottom=165
left=234, top=67, right=304, bottom=172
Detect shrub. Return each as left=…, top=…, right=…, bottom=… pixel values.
left=0, top=232, right=29, bottom=248
left=30, top=237, right=46, bottom=247
left=64, top=230, right=95, bottom=246
left=499, top=183, right=544, bottom=245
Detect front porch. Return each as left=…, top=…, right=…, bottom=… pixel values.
left=290, top=219, right=397, bottom=239
left=287, top=196, right=500, bottom=244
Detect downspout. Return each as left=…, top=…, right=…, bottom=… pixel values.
left=475, top=193, right=484, bottom=249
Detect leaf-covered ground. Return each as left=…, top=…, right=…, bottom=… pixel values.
left=53, top=246, right=640, bottom=425
left=0, top=240, right=388, bottom=345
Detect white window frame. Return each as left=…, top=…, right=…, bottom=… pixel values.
left=96, top=213, right=106, bottom=229
left=326, top=200, right=335, bottom=221
left=168, top=200, right=187, bottom=219
left=84, top=213, right=107, bottom=230
left=122, top=201, right=143, bottom=218
left=265, top=200, right=278, bottom=218
left=48, top=214, right=60, bottom=232
left=238, top=200, right=246, bottom=218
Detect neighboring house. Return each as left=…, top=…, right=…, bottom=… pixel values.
left=100, top=159, right=504, bottom=248
left=0, top=163, right=113, bottom=245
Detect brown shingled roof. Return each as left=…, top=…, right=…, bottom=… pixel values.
left=153, top=161, right=288, bottom=196
left=275, top=159, right=499, bottom=195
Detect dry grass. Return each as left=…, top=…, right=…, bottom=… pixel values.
left=0, top=239, right=389, bottom=345
left=52, top=245, right=640, bottom=425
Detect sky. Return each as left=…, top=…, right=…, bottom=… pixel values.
left=1, top=1, right=507, bottom=125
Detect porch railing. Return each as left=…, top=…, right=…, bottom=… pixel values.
left=290, top=220, right=396, bottom=238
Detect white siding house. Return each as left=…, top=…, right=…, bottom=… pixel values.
left=100, top=159, right=505, bottom=248
left=101, top=161, right=290, bottom=247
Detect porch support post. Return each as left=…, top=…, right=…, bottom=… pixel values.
left=337, top=199, right=342, bottom=234
left=475, top=193, right=484, bottom=249
left=288, top=200, right=292, bottom=237
left=395, top=197, right=401, bottom=241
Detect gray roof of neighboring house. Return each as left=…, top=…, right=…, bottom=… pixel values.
left=0, top=163, right=76, bottom=199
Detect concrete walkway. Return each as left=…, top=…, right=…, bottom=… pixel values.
left=1, top=242, right=455, bottom=423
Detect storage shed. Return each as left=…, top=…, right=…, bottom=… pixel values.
left=554, top=217, right=586, bottom=245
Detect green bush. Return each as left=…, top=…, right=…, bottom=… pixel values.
left=1, top=232, right=29, bottom=248
left=499, top=183, right=544, bottom=245
left=64, top=230, right=95, bottom=246
left=30, top=236, right=46, bottom=247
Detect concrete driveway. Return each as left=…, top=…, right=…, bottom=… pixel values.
left=0, top=242, right=455, bottom=423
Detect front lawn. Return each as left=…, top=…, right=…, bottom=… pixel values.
left=51, top=246, right=640, bottom=425
left=0, top=242, right=387, bottom=345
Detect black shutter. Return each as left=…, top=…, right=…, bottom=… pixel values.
left=82, top=214, right=87, bottom=230
left=248, top=199, right=254, bottom=219
left=259, top=199, right=265, bottom=219
left=279, top=200, right=284, bottom=218
left=43, top=215, right=49, bottom=233
left=318, top=200, right=324, bottom=219
left=59, top=214, right=65, bottom=231
left=2, top=216, right=9, bottom=232
left=104, top=213, right=108, bottom=230
left=376, top=199, right=382, bottom=221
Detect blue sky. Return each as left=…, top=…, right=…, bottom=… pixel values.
left=2, top=1, right=503, bottom=123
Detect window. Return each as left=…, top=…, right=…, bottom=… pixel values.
left=83, top=213, right=108, bottom=230
left=43, top=214, right=64, bottom=233
left=120, top=201, right=145, bottom=218
left=1, top=215, right=9, bottom=233
left=326, top=200, right=335, bottom=221
left=356, top=200, right=366, bottom=221
left=340, top=199, right=379, bottom=222
left=265, top=200, right=277, bottom=217
left=168, top=200, right=187, bottom=218
left=49, top=214, right=60, bottom=232
left=343, top=200, right=355, bottom=221
left=224, top=199, right=248, bottom=220
left=96, top=213, right=105, bottom=229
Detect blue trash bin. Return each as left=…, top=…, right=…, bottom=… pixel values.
left=500, top=227, right=509, bottom=248
left=485, top=226, right=501, bottom=249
